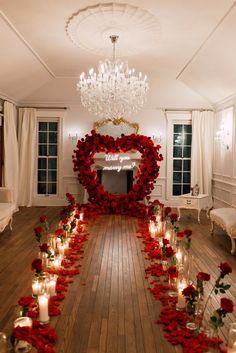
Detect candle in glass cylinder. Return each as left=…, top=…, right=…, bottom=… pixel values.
left=32, top=278, right=42, bottom=297
left=38, top=294, right=49, bottom=324
left=14, top=317, right=32, bottom=328
left=0, top=332, right=7, bottom=353
left=49, top=278, right=57, bottom=296
left=13, top=317, right=33, bottom=353
left=79, top=212, right=84, bottom=221
left=57, top=244, right=65, bottom=256
left=176, top=280, right=186, bottom=310
left=228, top=323, right=236, bottom=353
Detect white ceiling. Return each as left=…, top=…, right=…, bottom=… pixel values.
left=0, top=0, right=236, bottom=107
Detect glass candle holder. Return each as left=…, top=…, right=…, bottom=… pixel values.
left=13, top=317, right=32, bottom=353
left=32, top=277, right=42, bottom=297
left=0, top=332, right=7, bottom=353
left=228, top=323, right=236, bottom=353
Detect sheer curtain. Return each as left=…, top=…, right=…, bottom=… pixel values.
left=3, top=101, right=19, bottom=209
left=191, top=110, right=214, bottom=201
left=18, top=108, right=36, bottom=206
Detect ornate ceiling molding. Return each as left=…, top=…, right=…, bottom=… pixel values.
left=66, top=2, right=160, bottom=57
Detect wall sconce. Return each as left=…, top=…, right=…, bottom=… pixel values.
left=152, top=134, right=162, bottom=144
left=215, top=121, right=230, bottom=150
left=68, top=132, right=79, bottom=141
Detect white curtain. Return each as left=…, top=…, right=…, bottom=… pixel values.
left=3, top=101, right=19, bottom=210
left=191, top=110, right=214, bottom=200
left=18, top=108, right=36, bottom=206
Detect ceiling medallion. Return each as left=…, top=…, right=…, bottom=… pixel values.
left=66, top=2, right=160, bottom=57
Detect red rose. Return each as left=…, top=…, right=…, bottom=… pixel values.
left=62, top=219, right=69, bottom=225
left=39, top=215, right=47, bottom=223
left=197, top=272, right=210, bottom=282
left=184, top=229, right=192, bottom=237
left=18, top=296, right=35, bottom=307
left=165, top=246, right=174, bottom=258
left=177, top=231, right=184, bottom=239
left=31, top=258, right=42, bottom=271
left=163, top=238, right=169, bottom=246
left=168, top=266, right=178, bottom=278
left=182, top=285, right=196, bottom=297
left=219, top=262, right=232, bottom=276
left=164, top=207, right=172, bottom=216
left=34, top=226, right=43, bottom=234
left=39, top=243, right=49, bottom=253
left=221, top=298, right=234, bottom=313
left=55, top=229, right=64, bottom=236
left=170, top=213, right=178, bottom=222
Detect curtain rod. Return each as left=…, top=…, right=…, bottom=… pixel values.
left=163, top=108, right=214, bottom=112
left=18, top=106, right=68, bottom=110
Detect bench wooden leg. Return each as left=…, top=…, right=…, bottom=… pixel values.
left=9, top=217, right=13, bottom=231
left=210, top=220, right=215, bottom=235
left=231, top=238, right=236, bottom=255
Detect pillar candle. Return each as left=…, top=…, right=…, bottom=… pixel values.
left=38, top=294, right=49, bottom=323
left=79, top=212, right=84, bottom=221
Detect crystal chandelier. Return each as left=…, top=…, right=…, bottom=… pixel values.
left=78, top=35, right=149, bottom=120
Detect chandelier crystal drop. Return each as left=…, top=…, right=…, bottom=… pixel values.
left=78, top=35, right=149, bottom=120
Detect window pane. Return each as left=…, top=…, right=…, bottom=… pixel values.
left=183, top=172, right=190, bottom=183
left=173, top=147, right=182, bottom=158
left=183, top=184, right=191, bottom=194
left=38, top=158, right=47, bottom=169
left=49, top=122, right=57, bottom=131
left=183, top=160, right=191, bottom=171
left=183, top=146, right=191, bottom=158
left=49, top=132, right=57, bottom=143
left=184, top=125, right=192, bottom=133
left=173, top=172, right=181, bottom=183
left=48, top=183, right=57, bottom=194
left=173, top=160, right=182, bottom=171
left=39, top=122, right=48, bottom=131
left=185, top=134, right=192, bottom=145
left=48, top=158, right=57, bottom=169
left=173, top=133, right=183, bottom=145
left=38, top=171, right=46, bottom=182
left=48, top=170, right=57, bottom=182
left=39, top=145, right=47, bottom=156
left=49, top=145, right=57, bottom=156
left=38, top=183, right=46, bottom=194
left=39, top=132, right=47, bottom=143
left=173, top=184, right=181, bottom=195
left=174, top=125, right=182, bottom=133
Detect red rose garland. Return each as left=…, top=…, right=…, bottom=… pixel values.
left=72, top=130, right=163, bottom=217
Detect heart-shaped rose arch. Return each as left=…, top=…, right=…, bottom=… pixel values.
left=72, top=130, right=163, bottom=217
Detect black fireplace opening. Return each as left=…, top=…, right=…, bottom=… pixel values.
left=97, top=169, right=133, bottom=194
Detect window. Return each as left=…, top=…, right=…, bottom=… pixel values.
left=37, top=121, right=58, bottom=195
left=166, top=112, right=192, bottom=199
left=172, top=124, right=192, bottom=195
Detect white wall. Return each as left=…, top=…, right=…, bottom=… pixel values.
left=212, top=104, right=236, bottom=207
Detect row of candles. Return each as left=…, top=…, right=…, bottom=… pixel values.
left=149, top=215, right=236, bottom=352
left=8, top=212, right=85, bottom=352
left=149, top=218, right=188, bottom=311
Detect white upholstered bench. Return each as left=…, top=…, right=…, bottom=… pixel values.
left=0, top=187, right=15, bottom=232
left=210, top=208, right=236, bottom=255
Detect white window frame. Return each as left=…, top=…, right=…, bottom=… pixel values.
left=166, top=111, right=192, bottom=201
left=34, top=110, right=64, bottom=205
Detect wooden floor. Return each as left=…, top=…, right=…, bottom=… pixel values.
left=0, top=207, right=236, bottom=353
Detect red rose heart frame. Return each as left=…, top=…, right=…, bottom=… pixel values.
left=72, top=130, right=163, bottom=217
